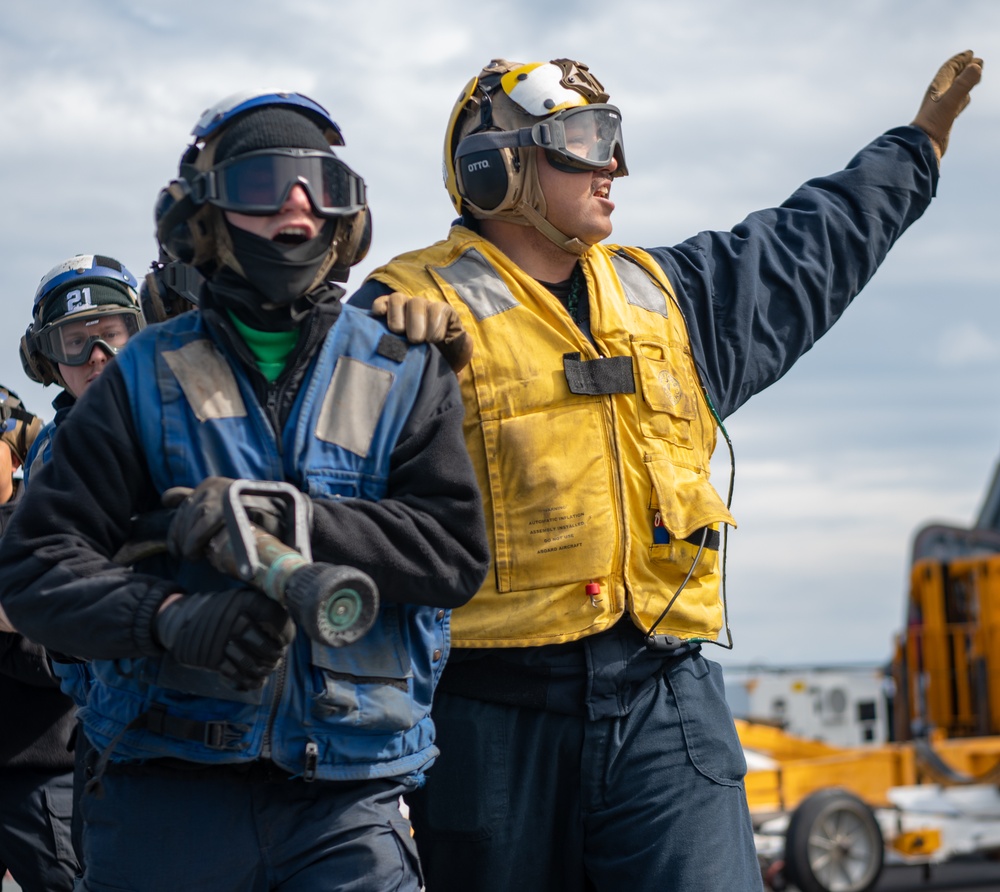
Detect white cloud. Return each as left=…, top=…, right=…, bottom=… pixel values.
left=936, top=322, right=1000, bottom=366
left=4, top=0, right=1000, bottom=669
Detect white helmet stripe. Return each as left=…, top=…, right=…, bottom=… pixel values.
left=501, top=63, right=589, bottom=116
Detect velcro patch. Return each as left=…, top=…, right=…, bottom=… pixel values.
left=315, top=357, right=394, bottom=457
left=162, top=341, right=247, bottom=421
left=376, top=334, right=408, bottom=363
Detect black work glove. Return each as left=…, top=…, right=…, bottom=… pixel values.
left=152, top=588, right=295, bottom=690
left=163, top=477, right=286, bottom=562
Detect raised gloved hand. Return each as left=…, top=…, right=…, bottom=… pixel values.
left=371, top=292, right=474, bottom=373
left=912, top=50, right=983, bottom=161
left=163, top=477, right=288, bottom=562
left=153, top=587, right=295, bottom=689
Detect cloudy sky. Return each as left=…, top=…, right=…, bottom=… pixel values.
left=3, top=1, right=1000, bottom=669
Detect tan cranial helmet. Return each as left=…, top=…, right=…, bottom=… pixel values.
left=443, top=59, right=628, bottom=254
left=0, top=386, right=42, bottom=467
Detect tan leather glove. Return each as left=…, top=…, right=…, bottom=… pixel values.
left=912, top=50, right=983, bottom=161
left=371, top=292, right=474, bottom=374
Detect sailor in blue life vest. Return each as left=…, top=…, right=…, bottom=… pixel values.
left=0, top=91, right=489, bottom=892
left=16, top=253, right=146, bottom=881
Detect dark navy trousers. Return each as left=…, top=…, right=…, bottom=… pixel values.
left=77, top=765, right=421, bottom=891
left=0, top=767, right=78, bottom=892
left=407, top=652, right=763, bottom=891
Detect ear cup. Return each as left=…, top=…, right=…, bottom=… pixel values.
left=155, top=183, right=199, bottom=264
left=327, top=208, right=373, bottom=283
left=19, top=328, right=56, bottom=386
left=457, top=148, right=510, bottom=211
left=140, top=271, right=169, bottom=324
left=349, top=207, right=372, bottom=267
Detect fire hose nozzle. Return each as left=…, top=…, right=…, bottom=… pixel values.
left=210, top=480, right=380, bottom=648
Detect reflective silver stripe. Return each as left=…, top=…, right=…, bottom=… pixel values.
left=610, top=253, right=668, bottom=317
left=315, top=357, right=394, bottom=458
left=27, top=431, right=51, bottom=480
left=434, top=249, right=519, bottom=320
left=162, top=340, right=247, bottom=421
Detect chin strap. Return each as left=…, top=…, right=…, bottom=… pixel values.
left=467, top=144, right=596, bottom=257
left=212, top=212, right=246, bottom=279
left=510, top=148, right=592, bottom=256
left=515, top=203, right=591, bottom=256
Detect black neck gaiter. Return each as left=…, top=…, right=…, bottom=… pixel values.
left=230, top=219, right=333, bottom=298
left=210, top=220, right=338, bottom=331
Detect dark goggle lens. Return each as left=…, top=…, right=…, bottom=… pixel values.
left=213, top=151, right=366, bottom=217
left=37, top=312, right=142, bottom=366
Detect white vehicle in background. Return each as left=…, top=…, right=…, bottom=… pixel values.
left=726, top=664, right=890, bottom=749
left=731, top=459, right=1000, bottom=892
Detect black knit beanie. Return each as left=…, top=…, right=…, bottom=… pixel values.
left=40, top=282, right=135, bottom=326
left=214, top=107, right=330, bottom=162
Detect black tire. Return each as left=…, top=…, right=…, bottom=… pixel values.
left=783, top=788, right=884, bottom=892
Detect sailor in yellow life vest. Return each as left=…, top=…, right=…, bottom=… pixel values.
left=354, top=52, right=983, bottom=892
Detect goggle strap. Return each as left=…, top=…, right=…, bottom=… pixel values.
left=457, top=129, right=536, bottom=157
left=185, top=168, right=212, bottom=206
left=3, top=405, right=36, bottom=426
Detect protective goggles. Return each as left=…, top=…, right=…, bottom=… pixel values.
left=0, top=394, right=34, bottom=436
left=457, top=104, right=628, bottom=176
left=195, top=149, right=366, bottom=218
left=0, top=397, right=15, bottom=434
left=33, top=310, right=142, bottom=366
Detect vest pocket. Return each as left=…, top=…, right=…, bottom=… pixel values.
left=630, top=338, right=698, bottom=448
left=303, top=468, right=388, bottom=502
left=309, top=605, right=419, bottom=732
left=303, top=471, right=362, bottom=499
left=482, top=403, right=617, bottom=592
left=644, top=453, right=735, bottom=545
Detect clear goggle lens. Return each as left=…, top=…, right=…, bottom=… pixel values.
left=36, top=311, right=142, bottom=366
left=531, top=104, right=626, bottom=172
left=207, top=149, right=366, bottom=217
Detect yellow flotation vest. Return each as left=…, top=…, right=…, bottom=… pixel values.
left=369, top=227, right=736, bottom=647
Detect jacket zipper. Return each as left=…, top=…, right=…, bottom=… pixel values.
left=260, top=653, right=287, bottom=760
left=265, top=383, right=282, bottom=458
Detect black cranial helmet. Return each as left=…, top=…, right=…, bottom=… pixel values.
left=155, top=91, right=371, bottom=287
